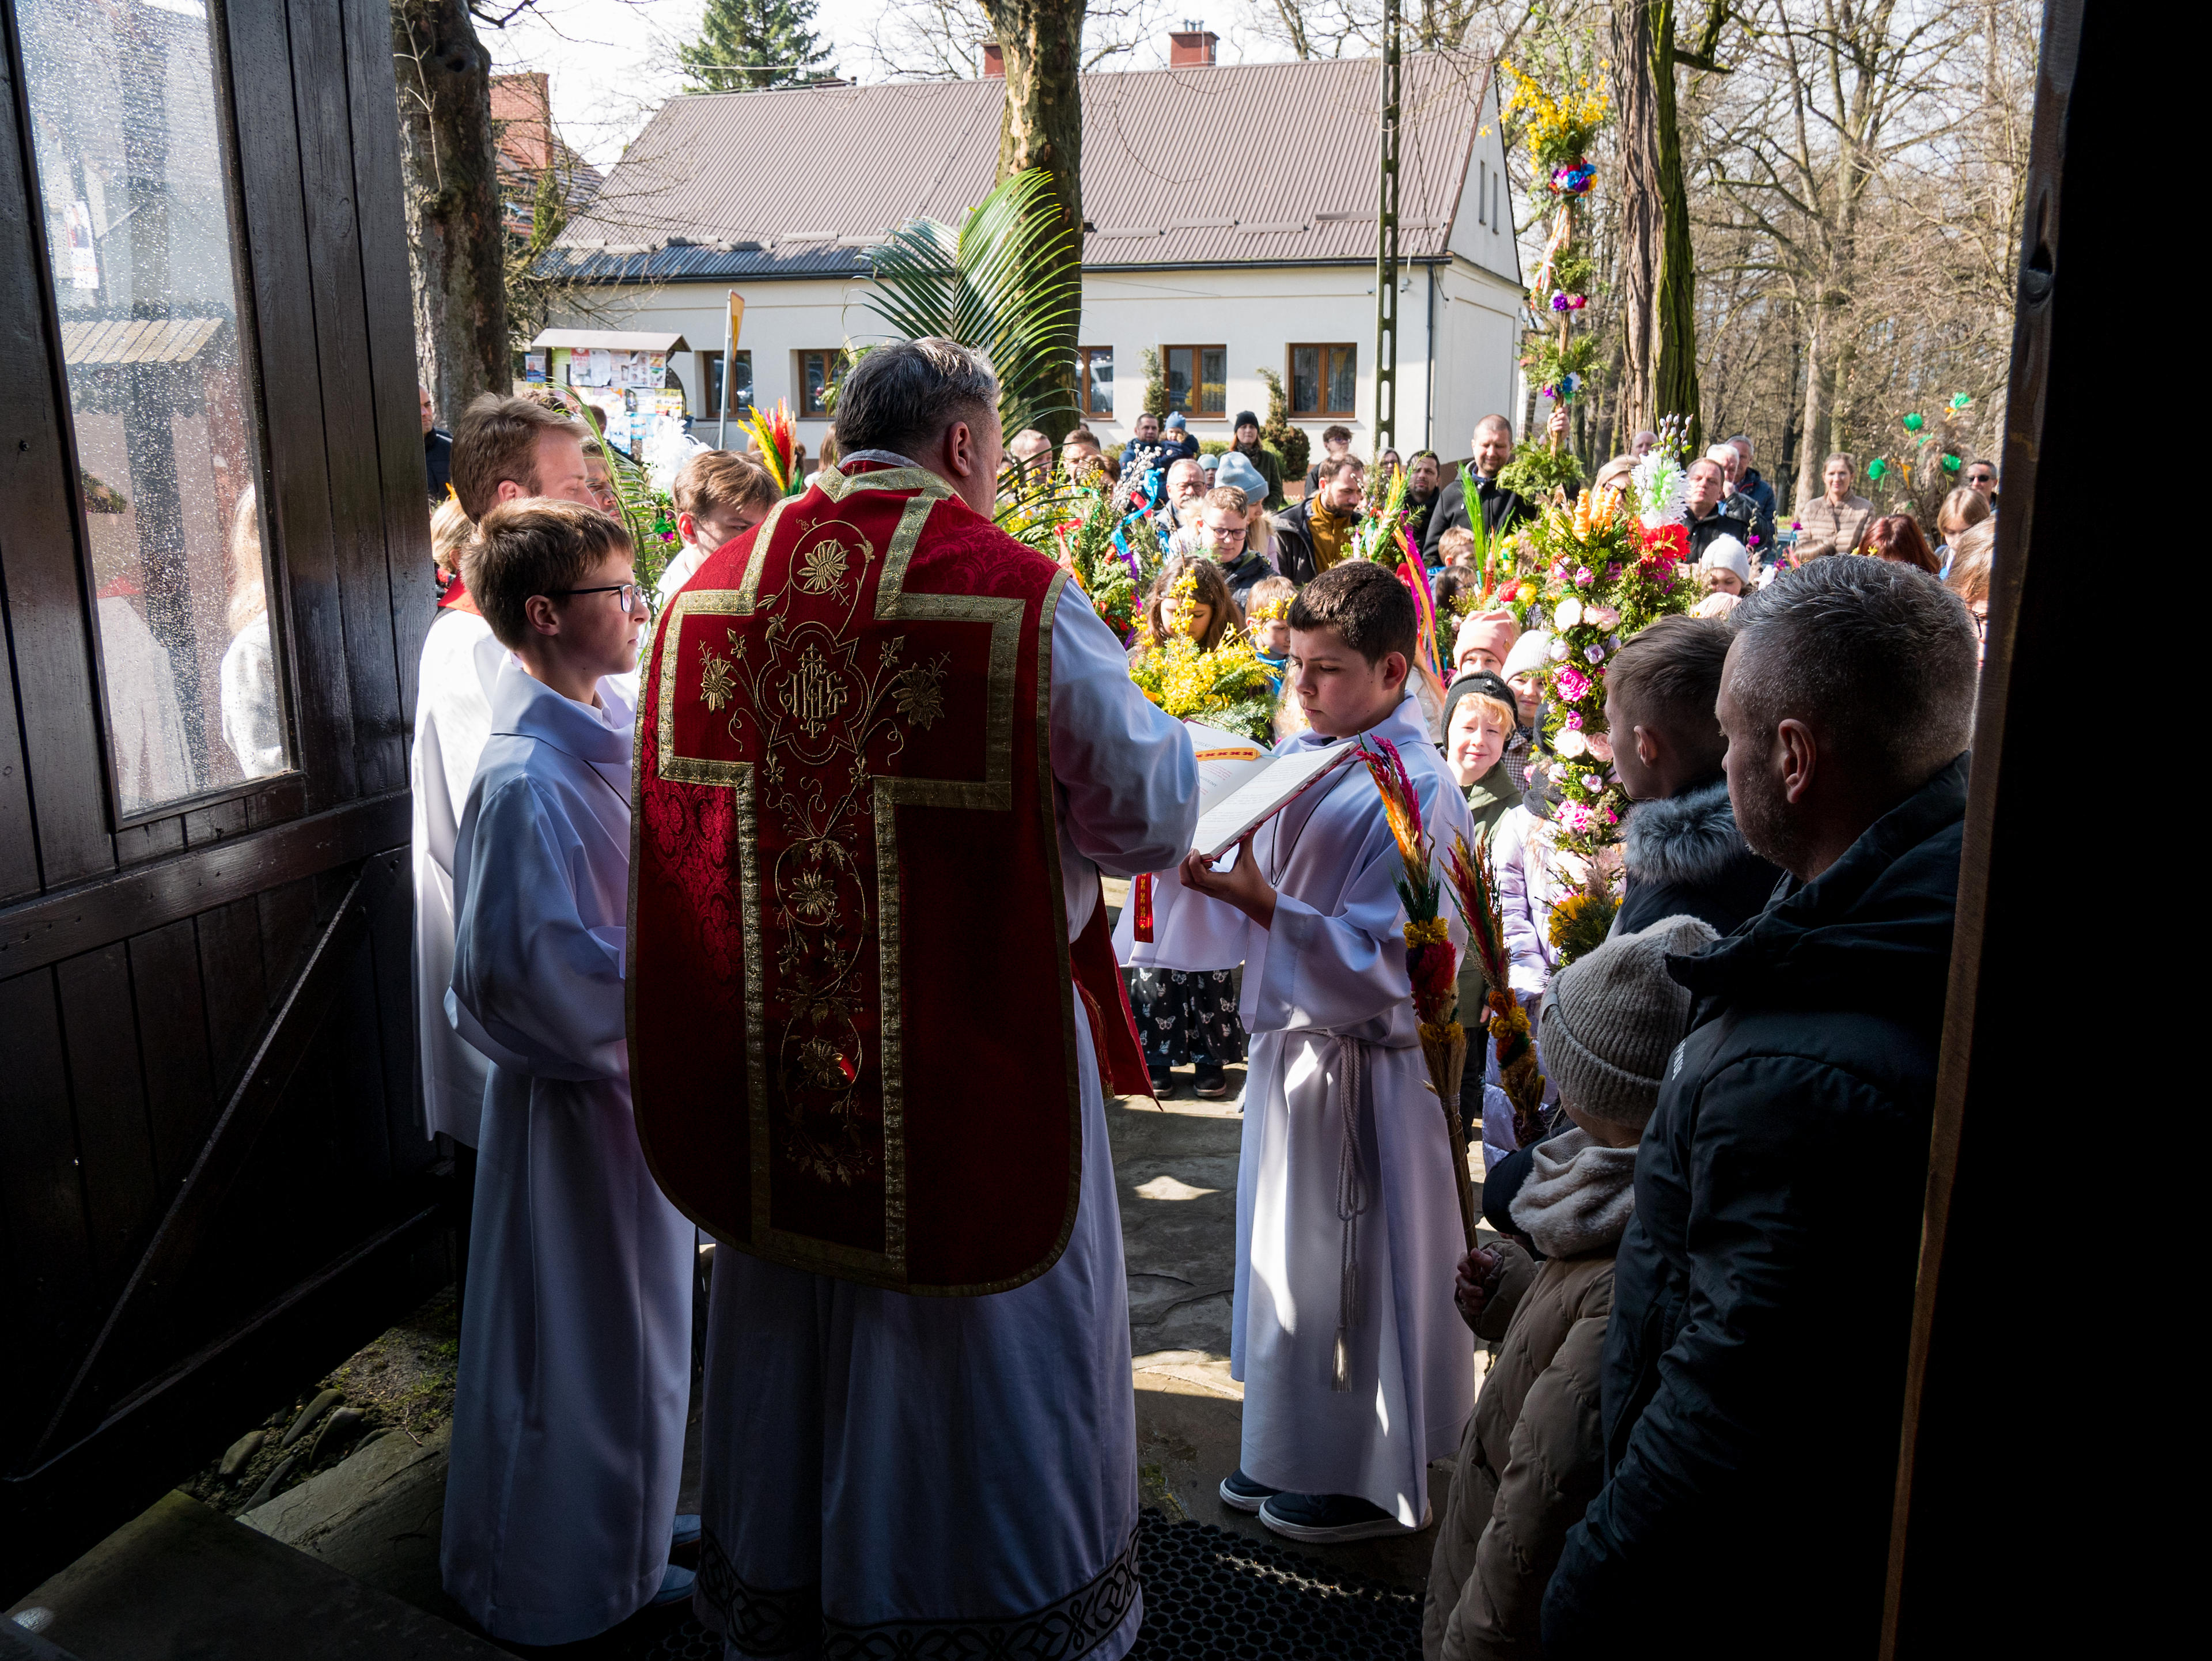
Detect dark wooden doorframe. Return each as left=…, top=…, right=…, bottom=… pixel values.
left=1881, top=0, right=2105, bottom=1650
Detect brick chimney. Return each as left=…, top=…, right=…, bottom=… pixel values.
left=1168, top=22, right=1218, bottom=67
left=982, top=41, right=1005, bottom=77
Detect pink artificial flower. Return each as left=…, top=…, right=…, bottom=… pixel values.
left=1574, top=566, right=1594, bottom=587
left=1585, top=603, right=1620, bottom=629
left=1584, top=773, right=1604, bottom=792
left=1554, top=666, right=1592, bottom=702
left=1565, top=711, right=1584, bottom=730
left=1586, top=732, right=1613, bottom=762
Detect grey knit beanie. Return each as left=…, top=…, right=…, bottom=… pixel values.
left=1540, top=913, right=1720, bottom=1126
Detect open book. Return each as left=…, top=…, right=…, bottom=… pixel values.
left=1184, top=721, right=1359, bottom=861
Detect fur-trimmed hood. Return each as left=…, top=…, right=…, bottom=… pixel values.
left=1622, top=776, right=1746, bottom=887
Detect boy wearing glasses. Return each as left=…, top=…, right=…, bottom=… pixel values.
left=441, top=500, right=699, bottom=1643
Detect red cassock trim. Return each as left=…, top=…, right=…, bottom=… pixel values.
left=628, top=461, right=1143, bottom=1295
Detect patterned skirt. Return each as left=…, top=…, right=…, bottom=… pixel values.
left=1125, top=967, right=1247, bottom=1070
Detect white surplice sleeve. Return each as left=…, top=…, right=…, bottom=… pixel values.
left=1047, top=585, right=1199, bottom=934
left=448, top=775, right=628, bottom=1084
left=1250, top=767, right=1475, bottom=1041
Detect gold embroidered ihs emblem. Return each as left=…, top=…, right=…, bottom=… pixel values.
left=777, top=642, right=850, bottom=738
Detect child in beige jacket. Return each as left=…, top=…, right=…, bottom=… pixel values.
left=1423, top=913, right=1718, bottom=1660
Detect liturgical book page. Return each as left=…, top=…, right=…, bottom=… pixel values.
left=1188, top=730, right=1357, bottom=860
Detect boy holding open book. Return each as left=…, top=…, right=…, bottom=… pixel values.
left=1180, top=562, right=1478, bottom=1545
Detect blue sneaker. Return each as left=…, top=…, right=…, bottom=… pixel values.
left=671, top=1514, right=702, bottom=1548
left=1217, top=1468, right=1279, bottom=1514
left=1259, top=1490, right=1429, bottom=1543
left=650, top=1563, right=696, bottom=1606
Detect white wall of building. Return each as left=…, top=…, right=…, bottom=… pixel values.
left=560, top=253, right=1525, bottom=468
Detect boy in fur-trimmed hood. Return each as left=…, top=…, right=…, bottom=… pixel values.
left=1603, top=616, right=1781, bottom=937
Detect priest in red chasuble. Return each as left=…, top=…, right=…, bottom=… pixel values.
left=631, top=338, right=1198, bottom=1659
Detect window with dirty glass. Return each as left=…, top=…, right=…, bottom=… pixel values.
left=18, top=0, right=289, bottom=818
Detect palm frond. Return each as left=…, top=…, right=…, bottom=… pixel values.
left=862, top=168, right=1082, bottom=437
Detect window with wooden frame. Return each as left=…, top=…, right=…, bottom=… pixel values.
left=1078, top=346, right=1114, bottom=418
left=1289, top=344, right=1358, bottom=418
left=796, top=348, right=847, bottom=417
left=699, top=350, right=754, bottom=421
left=1162, top=345, right=1226, bottom=418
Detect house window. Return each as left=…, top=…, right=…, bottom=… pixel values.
left=1079, top=346, right=1114, bottom=418
left=797, top=349, right=847, bottom=417
left=1289, top=345, right=1358, bottom=418
left=19, top=0, right=291, bottom=817
left=1479, top=159, right=1487, bottom=226
left=700, top=350, right=754, bottom=421
left=1163, top=345, right=1226, bottom=418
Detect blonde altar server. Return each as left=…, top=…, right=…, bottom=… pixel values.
left=411, top=498, right=503, bottom=1149
left=1181, top=561, right=1478, bottom=1546
left=630, top=340, right=1198, bottom=1661
left=441, top=501, right=697, bottom=1645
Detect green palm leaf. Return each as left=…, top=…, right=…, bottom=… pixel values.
left=862, top=168, right=1081, bottom=438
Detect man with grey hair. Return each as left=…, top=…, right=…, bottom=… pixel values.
left=632, top=335, right=1198, bottom=1659
left=1545, top=558, right=1977, bottom=1660
left=1727, top=432, right=1777, bottom=550
left=1160, top=454, right=1209, bottom=534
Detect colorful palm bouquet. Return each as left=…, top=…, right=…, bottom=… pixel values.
left=1052, top=481, right=1159, bottom=645
left=1342, top=465, right=1448, bottom=705
left=1355, top=736, right=1476, bottom=1249
left=1444, top=832, right=1548, bottom=1149
left=737, top=399, right=804, bottom=496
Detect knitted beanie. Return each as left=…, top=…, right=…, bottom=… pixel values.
left=1540, top=914, right=1720, bottom=1126
left=1454, top=608, right=1519, bottom=668
left=1501, top=628, right=1552, bottom=683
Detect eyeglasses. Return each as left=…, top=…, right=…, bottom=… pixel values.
left=547, top=582, right=649, bottom=615
left=1971, top=608, right=1989, bottom=640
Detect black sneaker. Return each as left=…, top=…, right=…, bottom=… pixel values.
left=1193, top=1065, right=1232, bottom=1100
left=1258, top=1490, right=1429, bottom=1542
left=1148, top=1067, right=1176, bottom=1098
left=1217, top=1468, right=1279, bottom=1514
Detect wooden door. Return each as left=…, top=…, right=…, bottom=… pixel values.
left=0, top=0, right=440, bottom=1591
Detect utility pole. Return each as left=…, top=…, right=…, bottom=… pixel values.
left=1374, top=0, right=1401, bottom=459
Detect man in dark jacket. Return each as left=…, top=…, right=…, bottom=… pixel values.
left=1404, top=449, right=1442, bottom=548
left=1544, top=559, right=1980, bottom=1660
left=1274, top=456, right=1366, bottom=585
left=1682, top=454, right=1758, bottom=563
left=1421, top=414, right=1530, bottom=565
left=422, top=384, right=453, bottom=504
left=1725, top=433, right=1778, bottom=555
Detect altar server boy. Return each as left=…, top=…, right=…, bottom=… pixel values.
left=442, top=500, right=697, bottom=1644
left=1181, top=561, right=1478, bottom=1544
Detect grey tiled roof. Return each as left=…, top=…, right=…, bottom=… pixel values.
left=548, top=51, right=1494, bottom=283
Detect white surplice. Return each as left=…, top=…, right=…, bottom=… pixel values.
left=410, top=607, right=506, bottom=1146
left=1228, top=695, right=1476, bottom=1524
left=441, top=661, right=695, bottom=1647
left=695, top=584, right=1198, bottom=1661
left=1110, top=851, right=1250, bottom=973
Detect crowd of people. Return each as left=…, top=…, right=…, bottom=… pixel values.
left=408, top=349, right=1989, bottom=1660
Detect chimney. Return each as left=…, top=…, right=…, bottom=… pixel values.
left=1168, top=22, right=1218, bottom=67
left=982, top=41, right=1005, bottom=77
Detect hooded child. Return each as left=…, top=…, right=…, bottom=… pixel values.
left=1180, top=562, right=1479, bottom=1545
left=441, top=500, right=697, bottom=1644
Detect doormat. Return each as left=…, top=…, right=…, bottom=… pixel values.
left=624, top=1511, right=1422, bottom=1660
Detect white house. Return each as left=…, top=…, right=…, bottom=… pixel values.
left=541, top=32, right=1526, bottom=472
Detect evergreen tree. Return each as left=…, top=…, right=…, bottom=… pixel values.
left=679, top=0, right=835, bottom=93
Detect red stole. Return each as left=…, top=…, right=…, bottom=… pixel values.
left=630, top=460, right=1145, bottom=1294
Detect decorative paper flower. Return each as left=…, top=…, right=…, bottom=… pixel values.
left=1559, top=802, right=1595, bottom=834
left=1584, top=773, right=1604, bottom=792
left=1586, top=732, right=1613, bottom=762
left=1555, top=597, right=1584, bottom=630
left=1555, top=727, right=1589, bottom=759
left=1585, top=603, right=1619, bottom=629
left=1584, top=643, right=1605, bottom=664
left=1548, top=638, right=1570, bottom=660
left=1868, top=457, right=1888, bottom=481
left=1574, top=566, right=1594, bottom=587
left=1903, top=412, right=1925, bottom=433
left=1554, top=665, right=1592, bottom=702
left=1949, top=392, right=1973, bottom=411
left=1564, top=711, right=1584, bottom=729
left=1516, top=580, right=1540, bottom=604
left=1942, top=454, right=1962, bottom=474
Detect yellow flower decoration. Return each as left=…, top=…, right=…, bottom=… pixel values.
left=1404, top=917, right=1452, bottom=948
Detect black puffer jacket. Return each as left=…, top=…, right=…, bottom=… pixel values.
left=1542, top=755, right=1968, bottom=1660
left=1613, top=775, right=1782, bottom=938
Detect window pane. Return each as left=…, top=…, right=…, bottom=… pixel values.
left=1328, top=346, right=1357, bottom=415
left=729, top=351, right=753, bottom=414
left=1291, top=346, right=1319, bottom=415
left=1086, top=347, right=1113, bottom=416
left=1200, top=348, right=1225, bottom=415
left=20, top=0, right=286, bottom=813
left=1166, top=347, right=1192, bottom=414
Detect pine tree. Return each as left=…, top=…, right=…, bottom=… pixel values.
left=679, top=0, right=835, bottom=93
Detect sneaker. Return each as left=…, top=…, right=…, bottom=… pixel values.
left=1259, top=1491, right=1430, bottom=1543
left=1193, top=1065, right=1232, bottom=1100
left=650, top=1563, right=696, bottom=1606
left=1217, top=1468, right=1280, bottom=1514
left=671, top=1514, right=701, bottom=1548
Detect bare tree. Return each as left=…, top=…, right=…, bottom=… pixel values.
left=394, top=0, right=509, bottom=414
left=858, top=0, right=1173, bottom=79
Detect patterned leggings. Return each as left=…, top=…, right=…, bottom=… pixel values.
left=1125, top=967, right=1247, bottom=1070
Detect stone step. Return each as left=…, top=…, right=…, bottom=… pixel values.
left=5, top=1490, right=507, bottom=1661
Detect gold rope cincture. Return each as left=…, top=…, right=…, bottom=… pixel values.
left=1332, top=1032, right=1369, bottom=1394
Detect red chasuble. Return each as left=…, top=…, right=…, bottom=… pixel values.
left=630, top=460, right=1148, bottom=1295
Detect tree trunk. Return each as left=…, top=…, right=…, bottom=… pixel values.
left=392, top=0, right=508, bottom=423
left=1649, top=0, right=1701, bottom=453
left=1611, top=0, right=1661, bottom=441
left=980, top=1, right=1085, bottom=444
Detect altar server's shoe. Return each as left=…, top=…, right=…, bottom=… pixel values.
left=650, top=1564, right=696, bottom=1606
left=671, top=1514, right=702, bottom=1548
left=1217, top=1469, right=1280, bottom=1514
left=1259, top=1491, right=1431, bottom=1543
left=1194, top=1065, right=1232, bottom=1099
